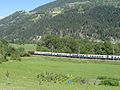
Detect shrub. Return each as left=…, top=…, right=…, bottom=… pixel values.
left=99, top=79, right=119, bottom=86
left=0, top=58, right=8, bottom=63
left=97, top=76, right=108, bottom=80
left=10, top=52, right=21, bottom=60
left=37, top=72, right=71, bottom=84
left=97, top=76, right=120, bottom=81
left=37, top=72, right=87, bottom=85
left=22, top=53, right=30, bottom=57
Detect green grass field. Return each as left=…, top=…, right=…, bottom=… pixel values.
left=9, top=43, right=36, bottom=51
left=0, top=56, right=120, bottom=90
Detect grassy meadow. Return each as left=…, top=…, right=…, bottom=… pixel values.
left=0, top=55, right=120, bottom=90
left=9, top=43, right=37, bottom=51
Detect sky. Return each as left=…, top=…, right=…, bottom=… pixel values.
left=0, top=0, right=55, bottom=17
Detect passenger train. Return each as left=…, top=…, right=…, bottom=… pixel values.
left=28, top=51, right=120, bottom=60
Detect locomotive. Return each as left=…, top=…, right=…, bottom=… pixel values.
left=28, top=51, right=120, bottom=60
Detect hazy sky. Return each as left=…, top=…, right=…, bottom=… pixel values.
left=0, top=0, right=55, bottom=17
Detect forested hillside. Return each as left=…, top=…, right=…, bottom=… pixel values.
left=0, top=0, right=120, bottom=43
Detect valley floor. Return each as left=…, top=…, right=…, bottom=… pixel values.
left=0, top=56, right=120, bottom=90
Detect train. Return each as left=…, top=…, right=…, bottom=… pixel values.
left=28, top=51, right=120, bottom=60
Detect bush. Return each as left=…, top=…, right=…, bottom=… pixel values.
left=10, top=52, right=21, bottom=60
left=0, top=58, right=8, bottom=63
left=37, top=72, right=71, bottom=84
left=99, top=79, right=119, bottom=86
left=22, top=53, right=30, bottom=57
left=37, top=72, right=87, bottom=85
left=97, top=76, right=120, bottom=81
left=97, top=76, right=108, bottom=80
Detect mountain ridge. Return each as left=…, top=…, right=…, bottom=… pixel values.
left=0, top=0, right=120, bottom=43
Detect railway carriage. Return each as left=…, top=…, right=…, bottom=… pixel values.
left=28, top=51, right=120, bottom=61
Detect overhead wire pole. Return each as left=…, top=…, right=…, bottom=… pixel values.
left=78, top=46, right=80, bottom=56
left=51, top=45, right=54, bottom=55
left=113, top=44, right=114, bottom=61
left=112, top=39, right=115, bottom=61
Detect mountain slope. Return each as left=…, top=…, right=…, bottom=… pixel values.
left=0, top=0, right=120, bottom=43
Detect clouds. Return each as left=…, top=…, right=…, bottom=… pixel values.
left=0, top=16, right=5, bottom=19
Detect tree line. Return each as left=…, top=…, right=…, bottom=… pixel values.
left=37, top=35, right=120, bottom=55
